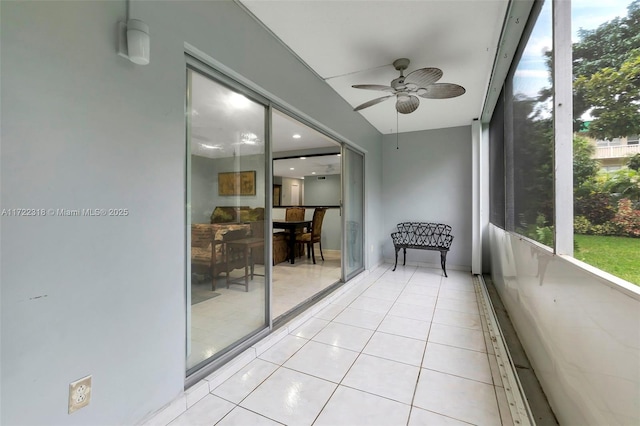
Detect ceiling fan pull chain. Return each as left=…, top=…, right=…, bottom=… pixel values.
left=396, top=110, right=399, bottom=150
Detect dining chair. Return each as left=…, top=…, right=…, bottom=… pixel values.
left=285, top=207, right=305, bottom=221
left=285, top=207, right=306, bottom=257
left=223, top=229, right=252, bottom=291
left=295, top=207, right=327, bottom=264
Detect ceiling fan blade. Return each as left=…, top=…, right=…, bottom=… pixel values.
left=352, top=84, right=396, bottom=92
left=353, top=95, right=394, bottom=111
left=396, top=95, right=420, bottom=114
left=417, top=83, right=466, bottom=99
left=404, top=67, right=443, bottom=88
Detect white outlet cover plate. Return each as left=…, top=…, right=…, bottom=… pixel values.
left=68, top=375, right=92, bottom=414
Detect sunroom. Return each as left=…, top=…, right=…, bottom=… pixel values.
left=1, top=1, right=638, bottom=425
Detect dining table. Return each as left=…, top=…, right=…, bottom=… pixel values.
left=272, top=219, right=312, bottom=264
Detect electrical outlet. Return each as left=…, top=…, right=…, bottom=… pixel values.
left=68, top=375, right=92, bottom=414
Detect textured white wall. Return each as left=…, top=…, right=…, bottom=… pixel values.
left=304, top=175, right=341, bottom=250
left=280, top=177, right=304, bottom=206
left=0, top=1, right=382, bottom=424
left=382, top=126, right=473, bottom=270
left=489, top=225, right=640, bottom=425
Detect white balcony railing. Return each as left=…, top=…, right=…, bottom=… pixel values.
left=593, top=144, right=640, bottom=159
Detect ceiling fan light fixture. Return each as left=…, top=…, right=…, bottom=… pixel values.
left=396, top=94, right=419, bottom=114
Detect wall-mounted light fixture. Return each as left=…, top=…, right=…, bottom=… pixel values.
left=117, top=19, right=150, bottom=65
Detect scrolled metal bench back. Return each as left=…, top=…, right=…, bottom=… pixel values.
left=391, top=222, right=453, bottom=250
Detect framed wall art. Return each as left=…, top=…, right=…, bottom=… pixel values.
left=218, top=171, right=256, bottom=196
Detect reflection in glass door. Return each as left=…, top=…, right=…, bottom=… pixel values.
left=270, top=109, right=343, bottom=319
left=343, top=147, right=364, bottom=280
left=186, top=67, right=267, bottom=373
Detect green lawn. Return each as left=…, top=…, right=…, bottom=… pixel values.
left=574, top=234, right=640, bottom=285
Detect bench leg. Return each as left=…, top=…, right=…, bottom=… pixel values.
left=403, top=248, right=407, bottom=266
left=440, top=251, right=448, bottom=277
left=393, top=246, right=400, bottom=271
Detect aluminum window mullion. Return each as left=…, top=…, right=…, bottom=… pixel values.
left=265, top=105, right=273, bottom=329
left=553, top=0, right=573, bottom=256
left=472, top=120, right=482, bottom=274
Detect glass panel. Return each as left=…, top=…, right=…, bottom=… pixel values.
left=344, top=147, right=364, bottom=279
left=186, top=69, right=267, bottom=372
left=271, top=110, right=342, bottom=318
left=572, top=0, right=640, bottom=285
left=509, top=0, right=554, bottom=246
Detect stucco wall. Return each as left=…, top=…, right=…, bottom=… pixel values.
left=489, top=225, right=640, bottom=425
left=382, top=126, right=473, bottom=271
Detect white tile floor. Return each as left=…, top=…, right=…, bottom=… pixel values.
left=161, top=263, right=515, bottom=426
left=187, top=251, right=341, bottom=369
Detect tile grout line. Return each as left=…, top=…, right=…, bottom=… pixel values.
left=352, top=268, right=414, bottom=425
left=212, top=358, right=282, bottom=423
left=214, top=273, right=367, bottom=426
left=312, top=266, right=417, bottom=425
left=154, top=267, right=488, bottom=426
left=408, top=272, right=443, bottom=424
left=147, top=266, right=385, bottom=425
left=311, top=267, right=400, bottom=425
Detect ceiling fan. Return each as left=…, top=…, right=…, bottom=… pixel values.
left=352, top=58, right=465, bottom=114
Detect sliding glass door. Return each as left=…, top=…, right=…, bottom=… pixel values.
left=184, top=57, right=366, bottom=377
left=343, top=146, right=365, bottom=280
left=186, top=66, right=268, bottom=374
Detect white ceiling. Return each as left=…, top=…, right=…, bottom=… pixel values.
left=273, top=154, right=341, bottom=180
left=240, top=0, right=509, bottom=134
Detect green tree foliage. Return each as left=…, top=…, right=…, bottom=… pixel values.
left=572, top=0, right=640, bottom=137
left=575, top=192, right=616, bottom=225
left=540, top=0, right=640, bottom=135
left=573, top=1, right=640, bottom=77
left=574, top=51, right=640, bottom=139
left=628, top=153, right=640, bottom=171
left=573, top=135, right=599, bottom=195
left=511, top=94, right=554, bottom=232
left=574, top=135, right=614, bottom=226
left=602, top=168, right=640, bottom=202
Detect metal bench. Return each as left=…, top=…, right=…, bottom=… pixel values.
left=391, top=222, right=454, bottom=277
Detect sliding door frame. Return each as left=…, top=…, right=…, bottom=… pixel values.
left=183, top=45, right=369, bottom=385
left=342, top=145, right=366, bottom=281
left=185, top=55, right=273, bottom=386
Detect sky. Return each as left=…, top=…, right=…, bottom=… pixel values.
left=514, top=0, right=633, bottom=99
left=571, top=0, right=631, bottom=41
